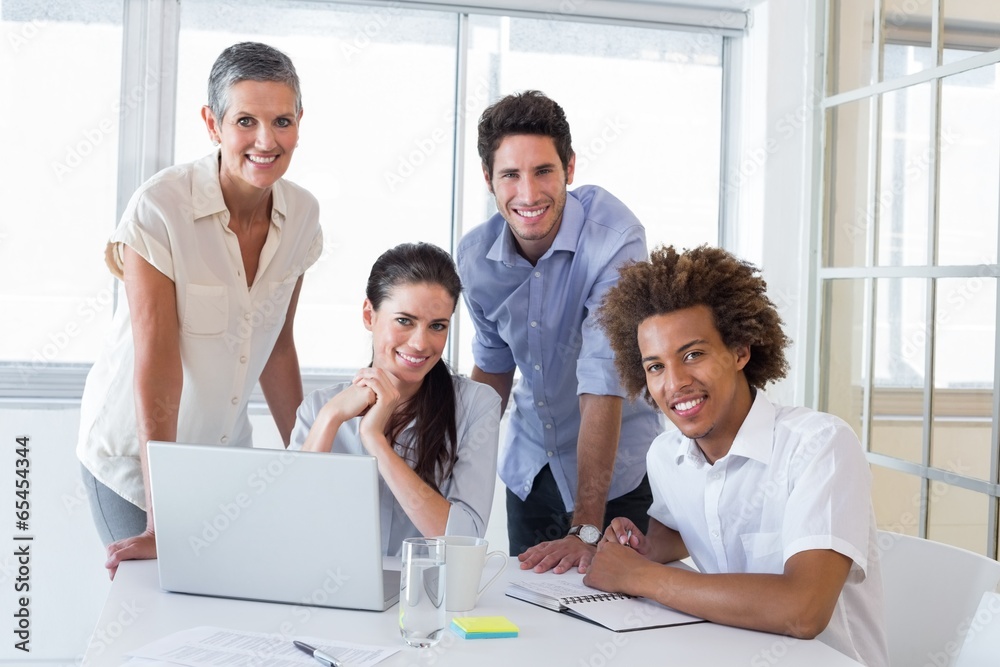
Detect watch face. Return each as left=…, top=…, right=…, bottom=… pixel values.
left=579, top=524, right=602, bottom=545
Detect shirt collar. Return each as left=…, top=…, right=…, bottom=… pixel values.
left=270, top=178, right=288, bottom=230
left=727, top=390, right=774, bottom=465
left=190, top=150, right=288, bottom=229
left=191, top=152, right=228, bottom=221
left=672, top=390, right=775, bottom=466
left=484, top=189, right=585, bottom=266
left=673, top=437, right=706, bottom=467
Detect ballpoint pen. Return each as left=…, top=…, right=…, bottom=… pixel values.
left=623, top=529, right=633, bottom=548
left=293, top=640, right=344, bottom=667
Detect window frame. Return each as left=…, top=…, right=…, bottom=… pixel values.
left=816, top=0, right=1000, bottom=557
left=0, top=0, right=742, bottom=406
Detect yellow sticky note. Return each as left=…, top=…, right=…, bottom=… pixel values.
left=451, top=616, right=519, bottom=638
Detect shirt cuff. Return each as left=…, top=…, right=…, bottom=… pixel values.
left=577, top=357, right=626, bottom=397
left=472, top=341, right=516, bottom=375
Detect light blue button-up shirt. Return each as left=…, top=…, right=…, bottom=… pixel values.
left=457, top=185, right=662, bottom=511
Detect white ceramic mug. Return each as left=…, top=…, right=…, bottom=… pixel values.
left=437, top=536, right=508, bottom=612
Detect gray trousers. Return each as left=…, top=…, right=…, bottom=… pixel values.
left=81, top=464, right=147, bottom=547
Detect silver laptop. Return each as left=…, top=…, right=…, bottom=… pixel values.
left=148, top=442, right=400, bottom=611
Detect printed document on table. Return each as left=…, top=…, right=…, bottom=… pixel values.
left=124, top=625, right=399, bottom=667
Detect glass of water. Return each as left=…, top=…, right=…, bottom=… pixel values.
left=399, top=537, right=447, bottom=647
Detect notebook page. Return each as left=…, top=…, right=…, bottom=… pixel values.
left=563, top=594, right=705, bottom=631
left=508, top=573, right=623, bottom=603
left=509, top=569, right=705, bottom=631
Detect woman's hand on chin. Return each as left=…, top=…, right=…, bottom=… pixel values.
left=338, top=381, right=378, bottom=418
left=301, top=382, right=375, bottom=453
left=321, top=381, right=375, bottom=423
left=355, top=367, right=402, bottom=452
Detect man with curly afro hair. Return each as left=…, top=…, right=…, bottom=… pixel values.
left=584, top=245, right=887, bottom=667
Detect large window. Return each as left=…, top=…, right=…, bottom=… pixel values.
left=173, top=3, right=724, bottom=376
left=820, top=0, right=1000, bottom=557
left=4, top=0, right=727, bottom=395
left=453, top=15, right=723, bottom=373
left=174, top=2, right=460, bottom=371
left=0, top=0, right=123, bottom=377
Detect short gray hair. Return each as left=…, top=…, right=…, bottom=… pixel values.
left=207, top=42, right=301, bottom=121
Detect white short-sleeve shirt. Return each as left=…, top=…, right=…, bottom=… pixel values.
left=289, top=376, right=501, bottom=557
left=77, top=152, right=323, bottom=508
left=647, top=391, right=889, bottom=667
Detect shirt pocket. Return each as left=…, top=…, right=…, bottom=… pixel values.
left=739, top=531, right=784, bottom=571
left=182, top=284, right=228, bottom=337
left=262, top=277, right=297, bottom=330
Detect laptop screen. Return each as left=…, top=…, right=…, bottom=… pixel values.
left=149, top=442, right=397, bottom=611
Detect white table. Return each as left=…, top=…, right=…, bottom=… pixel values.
left=83, top=560, right=863, bottom=666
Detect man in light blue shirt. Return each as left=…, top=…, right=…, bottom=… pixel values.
left=456, top=90, right=661, bottom=571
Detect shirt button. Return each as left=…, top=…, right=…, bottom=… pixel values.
left=711, top=530, right=719, bottom=538
left=534, top=364, right=541, bottom=371
left=231, top=397, right=239, bottom=405
left=545, top=423, right=553, bottom=430
left=244, top=313, right=251, bottom=321
left=524, top=484, right=531, bottom=492
left=220, top=436, right=229, bottom=444
left=537, top=401, right=544, bottom=407
left=547, top=451, right=554, bottom=457
left=534, top=271, right=541, bottom=278
left=240, top=356, right=248, bottom=363
left=530, top=321, right=538, bottom=328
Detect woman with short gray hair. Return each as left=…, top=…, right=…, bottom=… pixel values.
left=77, top=42, right=323, bottom=579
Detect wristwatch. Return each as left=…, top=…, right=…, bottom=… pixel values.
left=568, top=524, right=602, bottom=546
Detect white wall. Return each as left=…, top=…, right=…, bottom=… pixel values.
left=733, top=0, right=821, bottom=406
left=0, top=406, right=109, bottom=664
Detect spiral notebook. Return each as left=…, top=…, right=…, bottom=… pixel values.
left=505, top=570, right=705, bottom=632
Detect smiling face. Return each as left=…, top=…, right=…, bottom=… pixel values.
left=201, top=79, right=301, bottom=198
left=638, top=304, right=753, bottom=463
left=363, top=282, right=456, bottom=398
left=485, top=134, right=575, bottom=264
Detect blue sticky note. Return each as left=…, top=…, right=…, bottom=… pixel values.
left=450, top=616, right=519, bottom=639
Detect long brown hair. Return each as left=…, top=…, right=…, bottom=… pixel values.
left=367, top=243, right=461, bottom=492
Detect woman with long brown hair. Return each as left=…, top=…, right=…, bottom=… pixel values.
left=292, top=242, right=500, bottom=555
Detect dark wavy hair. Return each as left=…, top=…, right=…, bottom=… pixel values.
left=477, top=90, right=574, bottom=179
left=597, top=245, right=790, bottom=404
left=366, top=243, right=462, bottom=492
